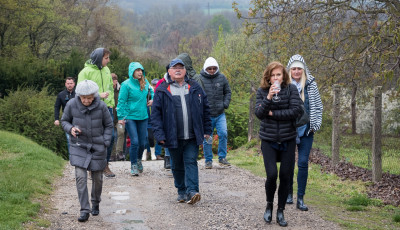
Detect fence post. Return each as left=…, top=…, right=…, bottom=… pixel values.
left=332, top=84, right=340, bottom=165
left=372, top=86, right=382, bottom=182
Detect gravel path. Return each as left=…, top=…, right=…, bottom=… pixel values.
left=43, top=159, right=342, bottom=230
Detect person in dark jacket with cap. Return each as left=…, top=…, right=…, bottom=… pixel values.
left=151, top=58, right=212, bottom=205
left=61, top=80, right=113, bottom=222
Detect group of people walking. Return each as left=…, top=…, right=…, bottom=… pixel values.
left=53, top=47, right=322, bottom=227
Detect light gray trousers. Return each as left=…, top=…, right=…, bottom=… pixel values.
left=75, top=167, right=103, bottom=215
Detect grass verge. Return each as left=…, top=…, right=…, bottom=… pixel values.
left=227, top=143, right=400, bottom=230
left=0, top=130, right=65, bottom=230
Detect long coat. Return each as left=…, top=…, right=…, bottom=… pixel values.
left=61, top=96, right=113, bottom=171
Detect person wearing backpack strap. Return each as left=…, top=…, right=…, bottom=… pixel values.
left=286, top=54, right=323, bottom=211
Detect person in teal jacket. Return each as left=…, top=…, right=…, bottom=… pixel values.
left=117, top=62, right=154, bottom=176
left=78, top=47, right=116, bottom=178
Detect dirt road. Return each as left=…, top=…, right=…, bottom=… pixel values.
left=43, top=159, right=342, bottom=230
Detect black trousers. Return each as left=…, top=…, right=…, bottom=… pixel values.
left=261, top=139, right=296, bottom=210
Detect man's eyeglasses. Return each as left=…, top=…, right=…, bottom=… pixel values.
left=206, top=67, right=217, bottom=71
left=170, top=66, right=185, bottom=70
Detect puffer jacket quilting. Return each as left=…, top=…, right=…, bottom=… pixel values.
left=61, top=96, right=113, bottom=171
left=255, top=84, right=303, bottom=143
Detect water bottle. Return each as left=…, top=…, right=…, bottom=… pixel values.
left=206, top=136, right=213, bottom=145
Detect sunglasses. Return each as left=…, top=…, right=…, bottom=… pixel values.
left=206, top=67, right=217, bottom=71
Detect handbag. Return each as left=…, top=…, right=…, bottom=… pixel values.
left=287, top=86, right=310, bottom=127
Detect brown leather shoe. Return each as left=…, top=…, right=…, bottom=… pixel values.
left=104, top=164, right=115, bottom=177
left=156, top=155, right=164, bottom=160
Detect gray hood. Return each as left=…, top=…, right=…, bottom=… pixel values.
left=90, top=48, right=104, bottom=70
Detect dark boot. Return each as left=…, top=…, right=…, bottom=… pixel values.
left=91, top=205, right=99, bottom=216
left=78, top=213, right=90, bottom=222
left=297, top=196, right=309, bottom=211
left=286, top=193, right=293, bottom=204
left=263, top=202, right=273, bottom=223
left=276, top=208, right=288, bottom=227
left=286, top=183, right=293, bottom=204
left=117, top=151, right=125, bottom=161
left=164, top=156, right=171, bottom=169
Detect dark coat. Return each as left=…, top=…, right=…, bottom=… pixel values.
left=61, top=96, right=113, bottom=171
left=150, top=77, right=212, bottom=149
left=193, top=70, right=231, bottom=117
left=54, top=89, right=75, bottom=120
left=255, top=84, right=302, bottom=143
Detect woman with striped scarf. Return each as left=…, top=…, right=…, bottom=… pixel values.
left=286, top=54, right=323, bottom=211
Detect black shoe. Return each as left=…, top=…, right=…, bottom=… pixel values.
left=91, top=205, right=99, bottom=216
left=263, top=202, right=273, bottom=223
left=286, top=194, right=293, bottom=204
left=177, top=194, right=187, bottom=203
left=276, top=208, right=288, bottom=227
left=78, top=213, right=90, bottom=222
left=297, top=197, right=309, bottom=211
left=164, top=156, right=171, bottom=169
left=187, top=192, right=201, bottom=205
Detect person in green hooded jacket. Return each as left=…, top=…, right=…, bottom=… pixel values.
left=78, top=47, right=116, bottom=178
left=117, top=62, right=154, bottom=176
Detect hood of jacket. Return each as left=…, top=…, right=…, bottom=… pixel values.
left=90, top=48, right=105, bottom=70
left=176, top=53, right=196, bottom=78
left=286, top=54, right=315, bottom=83
left=128, top=62, right=146, bottom=83
left=203, top=57, right=219, bottom=75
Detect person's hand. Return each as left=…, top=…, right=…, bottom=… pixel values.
left=268, top=111, right=273, bottom=116
left=54, top=120, right=60, bottom=126
left=118, top=120, right=125, bottom=125
left=100, top=92, right=109, bottom=99
left=71, top=127, right=81, bottom=137
left=267, top=84, right=279, bottom=100
left=159, top=140, right=165, bottom=144
left=204, top=134, right=210, bottom=139
left=147, top=100, right=153, bottom=106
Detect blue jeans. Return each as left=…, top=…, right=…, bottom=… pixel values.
left=169, top=139, right=199, bottom=195
left=125, top=119, right=148, bottom=165
left=203, top=113, right=228, bottom=162
left=155, top=143, right=170, bottom=157
left=155, top=143, right=161, bottom=156
left=107, top=108, right=115, bottom=162
left=288, top=132, right=314, bottom=197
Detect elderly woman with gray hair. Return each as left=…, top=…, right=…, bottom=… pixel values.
left=61, top=80, right=113, bottom=222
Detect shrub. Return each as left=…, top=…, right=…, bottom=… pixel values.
left=0, top=86, right=68, bottom=158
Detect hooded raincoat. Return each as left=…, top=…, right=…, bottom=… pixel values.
left=78, top=48, right=114, bottom=108
left=117, top=62, right=154, bottom=121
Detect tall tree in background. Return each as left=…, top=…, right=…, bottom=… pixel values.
left=234, top=0, right=400, bottom=134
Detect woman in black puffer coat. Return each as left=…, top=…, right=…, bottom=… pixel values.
left=255, top=61, right=302, bottom=227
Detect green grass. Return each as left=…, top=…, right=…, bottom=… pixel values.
left=227, top=144, right=400, bottom=230
left=314, top=133, right=400, bottom=175
left=0, top=130, right=65, bottom=230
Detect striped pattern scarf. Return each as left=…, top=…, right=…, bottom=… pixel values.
left=287, top=54, right=323, bottom=134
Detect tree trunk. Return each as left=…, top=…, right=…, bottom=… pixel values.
left=351, top=81, right=357, bottom=134
left=248, top=83, right=256, bottom=142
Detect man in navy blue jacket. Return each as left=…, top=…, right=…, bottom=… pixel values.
left=151, top=58, right=212, bottom=205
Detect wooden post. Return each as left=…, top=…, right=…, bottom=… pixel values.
left=372, top=86, right=382, bottom=182
left=332, top=85, right=340, bottom=165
